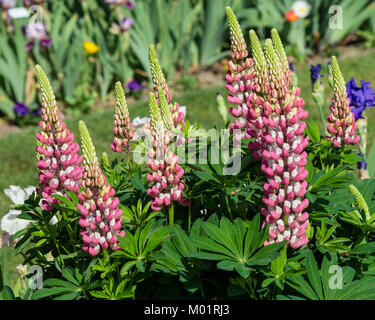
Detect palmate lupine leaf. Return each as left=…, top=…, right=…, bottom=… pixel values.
left=188, top=215, right=286, bottom=278
left=282, top=250, right=375, bottom=300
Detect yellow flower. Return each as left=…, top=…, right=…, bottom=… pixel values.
left=83, top=41, right=99, bottom=55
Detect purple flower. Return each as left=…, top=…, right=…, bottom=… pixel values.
left=126, top=79, right=145, bottom=92
left=0, top=0, right=16, bottom=9
left=120, top=17, right=134, bottom=32
left=24, top=22, right=51, bottom=51
left=13, top=103, right=29, bottom=116
left=357, top=152, right=367, bottom=170
left=346, top=78, right=375, bottom=120
left=310, top=64, right=323, bottom=88
left=289, top=62, right=294, bottom=72
left=124, top=1, right=134, bottom=9
left=23, top=0, right=44, bottom=6
left=25, top=22, right=46, bottom=39
left=106, top=0, right=134, bottom=7
left=31, top=108, right=41, bottom=116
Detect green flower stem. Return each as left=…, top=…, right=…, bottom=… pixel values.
left=318, top=103, right=327, bottom=135
left=3, top=248, right=7, bottom=287
left=340, top=143, right=345, bottom=166
left=225, top=192, right=233, bottom=221
left=169, top=203, right=174, bottom=225
left=188, top=203, right=192, bottom=233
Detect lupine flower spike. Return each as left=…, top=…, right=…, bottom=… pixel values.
left=259, top=37, right=310, bottom=249
left=78, top=121, right=124, bottom=256
left=111, top=81, right=135, bottom=153
left=35, top=65, right=83, bottom=210
left=225, top=7, right=254, bottom=141
left=149, top=45, right=185, bottom=128
left=146, top=93, right=187, bottom=212
left=246, top=30, right=268, bottom=160
left=326, top=57, right=360, bottom=147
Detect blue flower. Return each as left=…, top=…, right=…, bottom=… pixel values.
left=345, top=78, right=375, bottom=120
left=310, top=64, right=323, bottom=88
left=13, top=103, right=29, bottom=116
left=289, top=62, right=294, bottom=72
left=126, top=79, right=145, bottom=92
left=357, top=152, right=367, bottom=170
left=31, top=108, right=41, bottom=116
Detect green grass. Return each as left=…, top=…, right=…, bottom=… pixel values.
left=1, top=50, right=375, bottom=289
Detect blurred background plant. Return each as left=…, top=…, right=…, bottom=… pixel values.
left=0, top=0, right=374, bottom=126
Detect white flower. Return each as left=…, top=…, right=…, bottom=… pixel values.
left=1, top=210, right=31, bottom=236
left=4, top=185, right=35, bottom=205
left=1, top=185, right=35, bottom=236
left=291, top=1, right=311, bottom=18
left=1, top=185, right=58, bottom=237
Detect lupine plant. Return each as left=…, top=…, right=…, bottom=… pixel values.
left=2, top=7, right=375, bottom=301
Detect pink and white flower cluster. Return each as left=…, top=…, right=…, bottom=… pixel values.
left=35, top=66, right=83, bottom=211
left=146, top=95, right=187, bottom=211
left=326, top=57, right=360, bottom=147
left=225, top=11, right=310, bottom=249
left=225, top=9, right=254, bottom=141
left=111, top=82, right=135, bottom=153
left=77, top=121, right=124, bottom=256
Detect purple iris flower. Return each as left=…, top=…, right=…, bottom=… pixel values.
left=24, top=22, right=52, bottom=51
left=13, top=103, right=29, bottom=116
left=346, top=78, right=375, bottom=120
left=357, top=152, right=367, bottom=170
left=120, top=17, right=134, bottom=32
left=310, top=64, right=323, bottom=88
left=126, top=79, right=145, bottom=92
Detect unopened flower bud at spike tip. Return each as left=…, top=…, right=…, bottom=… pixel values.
left=226, top=6, right=247, bottom=60
left=111, top=82, right=134, bottom=153
left=158, top=87, right=174, bottom=130
left=149, top=44, right=172, bottom=104
left=326, top=56, right=359, bottom=147
left=249, top=29, right=266, bottom=72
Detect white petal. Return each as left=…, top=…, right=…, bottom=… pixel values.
left=1, top=211, right=30, bottom=235
left=4, top=186, right=26, bottom=204
left=24, top=186, right=36, bottom=199
left=49, top=216, right=58, bottom=225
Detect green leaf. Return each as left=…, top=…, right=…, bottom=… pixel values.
left=305, top=250, right=323, bottom=299
left=2, top=286, right=15, bottom=300
left=305, top=120, right=320, bottom=143
left=31, top=287, right=72, bottom=300
left=51, top=194, right=79, bottom=211
left=43, top=278, right=77, bottom=289
left=247, top=242, right=285, bottom=266
left=351, top=242, right=375, bottom=255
